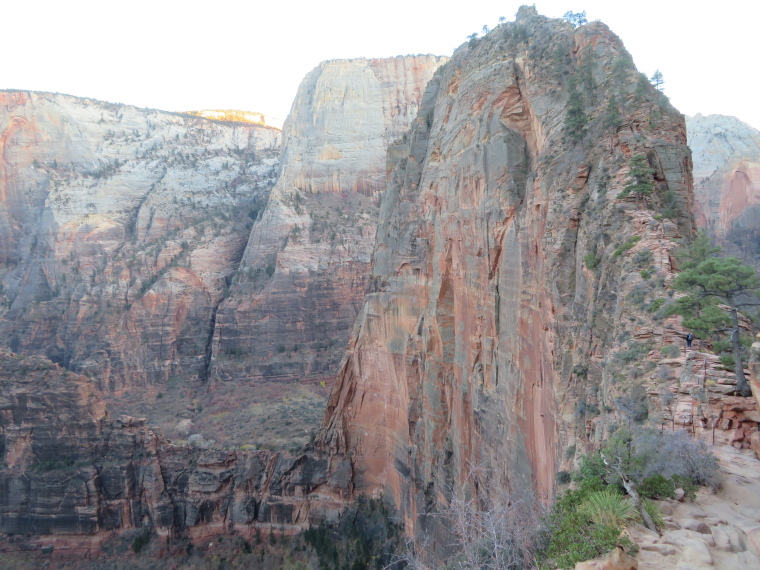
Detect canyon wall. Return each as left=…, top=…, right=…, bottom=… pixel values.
left=206, top=56, right=447, bottom=449
left=0, top=91, right=280, bottom=439
left=0, top=348, right=348, bottom=558
left=688, top=114, right=760, bottom=265
left=317, top=7, right=695, bottom=539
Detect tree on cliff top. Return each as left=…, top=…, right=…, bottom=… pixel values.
left=650, top=70, right=664, bottom=91
left=671, top=232, right=760, bottom=397
left=563, top=11, right=588, bottom=27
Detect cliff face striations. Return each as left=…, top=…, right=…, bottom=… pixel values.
left=0, top=348, right=348, bottom=556
left=318, top=7, right=694, bottom=536
left=687, top=114, right=760, bottom=266
left=0, top=91, right=280, bottom=430
left=207, top=56, right=447, bottom=448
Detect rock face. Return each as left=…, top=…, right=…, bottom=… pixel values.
left=317, top=7, right=694, bottom=537
left=207, top=56, right=447, bottom=448
left=687, top=114, right=760, bottom=265
left=0, top=348, right=348, bottom=556
left=0, top=91, right=280, bottom=436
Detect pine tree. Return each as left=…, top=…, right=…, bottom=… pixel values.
left=564, top=77, right=587, bottom=141
left=650, top=70, right=664, bottom=91
left=617, top=154, right=654, bottom=207
left=671, top=234, right=760, bottom=397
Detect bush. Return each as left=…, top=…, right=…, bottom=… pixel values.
left=660, top=345, right=680, bottom=358
left=557, top=471, right=572, bottom=485
left=612, top=235, right=642, bottom=258
left=643, top=498, right=665, bottom=532
left=539, top=486, right=636, bottom=569
left=719, top=354, right=735, bottom=369
left=581, top=490, right=638, bottom=530
left=633, top=248, right=653, bottom=267
left=639, top=474, right=675, bottom=500
left=645, top=430, right=722, bottom=490
left=584, top=251, right=600, bottom=270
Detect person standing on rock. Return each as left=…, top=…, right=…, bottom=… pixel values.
left=685, top=332, right=694, bottom=349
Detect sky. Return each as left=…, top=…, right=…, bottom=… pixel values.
left=3, top=0, right=759, bottom=130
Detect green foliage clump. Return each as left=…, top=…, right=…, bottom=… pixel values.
left=538, top=484, right=636, bottom=569
left=660, top=344, right=680, bottom=358
left=638, top=474, right=676, bottom=500
left=557, top=471, right=572, bottom=485
left=565, top=77, right=587, bottom=141
left=617, top=154, right=655, bottom=205
left=612, top=235, right=642, bottom=258
left=670, top=232, right=760, bottom=396
left=580, top=490, right=638, bottom=530
left=584, top=250, right=600, bottom=270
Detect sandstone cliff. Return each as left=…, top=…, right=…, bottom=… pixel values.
left=206, top=56, right=447, bottom=448
left=317, top=7, right=695, bottom=539
left=0, top=348, right=348, bottom=559
left=0, top=91, right=279, bottom=436
left=687, top=114, right=760, bottom=265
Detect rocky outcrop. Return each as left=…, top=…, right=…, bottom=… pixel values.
left=317, top=7, right=694, bottom=537
left=687, top=114, right=760, bottom=265
left=207, top=56, right=447, bottom=448
left=0, top=91, right=280, bottom=437
left=0, top=348, right=349, bottom=557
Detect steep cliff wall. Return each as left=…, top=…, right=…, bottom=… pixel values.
left=0, top=348, right=348, bottom=557
left=0, top=91, right=279, bottom=433
left=207, top=56, right=447, bottom=449
left=687, top=114, right=760, bottom=266
left=317, top=7, right=694, bottom=537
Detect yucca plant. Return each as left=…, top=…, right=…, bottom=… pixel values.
left=581, top=490, right=639, bottom=530
left=642, top=498, right=664, bottom=532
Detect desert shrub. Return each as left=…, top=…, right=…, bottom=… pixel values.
left=565, top=444, right=577, bottom=460
left=556, top=471, right=572, bottom=485
left=584, top=251, right=600, bottom=270
left=642, top=499, right=664, bottom=532
left=616, top=341, right=651, bottom=365
left=670, top=474, right=698, bottom=501
left=612, top=235, right=642, bottom=258
left=538, top=485, right=636, bottom=569
left=719, top=354, right=735, bottom=369
left=615, top=383, right=649, bottom=423
left=646, top=431, right=722, bottom=490
left=580, top=490, right=638, bottom=530
left=638, top=474, right=675, bottom=500
left=633, top=248, right=653, bottom=267
left=660, top=345, right=680, bottom=358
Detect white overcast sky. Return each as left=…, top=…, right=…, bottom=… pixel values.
left=3, top=0, right=759, bottom=130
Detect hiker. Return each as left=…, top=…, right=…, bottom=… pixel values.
left=685, top=332, right=694, bottom=348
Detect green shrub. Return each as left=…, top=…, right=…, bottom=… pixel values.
left=539, top=486, right=636, bottom=569
left=639, top=474, right=675, bottom=500
left=557, top=471, right=572, bottom=485
left=719, top=354, right=735, bottom=369
left=660, top=344, right=680, bottom=358
left=643, top=498, right=665, bottom=532
left=584, top=251, right=600, bottom=270
left=580, top=490, right=638, bottom=530
left=670, top=474, right=698, bottom=500
left=613, top=235, right=642, bottom=258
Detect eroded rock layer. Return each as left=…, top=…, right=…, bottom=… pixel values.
left=207, top=56, right=447, bottom=448
left=317, top=7, right=695, bottom=538
left=687, top=114, right=760, bottom=265
left=0, top=348, right=348, bottom=557
left=0, top=91, right=280, bottom=436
